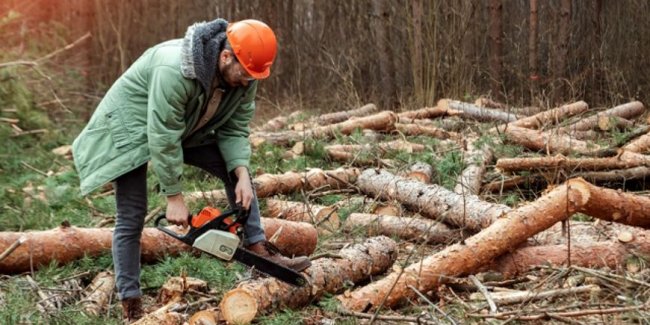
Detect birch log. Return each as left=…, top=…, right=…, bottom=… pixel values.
left=265, top=199, right=340, bottom=234
left=357, top=169, right=511, bottom=231
left=438, top=99, right=520, bottom=123
left=220, top=236, right=397, bottom=324
left=344, top=213, right=460, bottom=244
left=0, top=218, right=317, bottom=274
left=338, top=177, right=650, bottom=311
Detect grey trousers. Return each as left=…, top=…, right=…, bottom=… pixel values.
left=112, top=145, right=266, bottom=300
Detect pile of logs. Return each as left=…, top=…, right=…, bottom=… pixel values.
left=3, top=99, right=650, bottom=323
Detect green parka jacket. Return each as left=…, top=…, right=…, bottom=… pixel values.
left=72, top=40, right=256, bottom=196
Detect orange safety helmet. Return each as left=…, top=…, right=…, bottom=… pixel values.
left=226, top=19, right=277, bottom=80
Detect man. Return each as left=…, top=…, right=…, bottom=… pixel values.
left=72, top=18, right=311, bottom=322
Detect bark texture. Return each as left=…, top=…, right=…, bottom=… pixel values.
left=455, top=141, right=493, bottom=195
left=559, top=101, right=645, bottom=133
left=220, top=236, right=397, bottom=324
left=395, top=123, right=457, bottom=139
left=510, top=101, right=588, bottom=129
left=496, top=151, right=650, bottom=172
left=438, top=99, right=519, bottom=123
left=344, top=213, right=460, bottom=244
left=0, top=218, right=317, bottom=274
left=81, top=271, right=115, bottom=316
left=265, top=199, right=340, bottom=235
left=316, top=103, right=378, bottom=125
left=503, top=125, right=602, bottom=155
left=337, top=180, right=586, bottom=311
left=254, top=168, right=360, bottom=198
left=357, top=169, right=511, bottom=231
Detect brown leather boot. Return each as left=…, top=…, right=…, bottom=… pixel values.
left=246, top=241, right=312, bottom=272
left=121, top=297, right=144, bottom=324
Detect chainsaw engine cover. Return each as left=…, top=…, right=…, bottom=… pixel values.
left=193, top=230, right=241, bottom=260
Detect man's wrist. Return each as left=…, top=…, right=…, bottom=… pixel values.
left=234, top=166, right=249, bottom=179
left=166, top=193, right=183, bottom=201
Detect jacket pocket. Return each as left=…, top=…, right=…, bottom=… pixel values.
left=105, top=107, right=132, bottom=149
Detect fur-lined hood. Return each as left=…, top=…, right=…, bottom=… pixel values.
left=180, top=18, right=228, bottom=93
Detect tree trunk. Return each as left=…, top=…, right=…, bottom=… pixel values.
left=81, top=271, right=115, bottom=316
left=220, top=236, right=397, bottom=324
left=559, top=101, right=645, bottom=133
left=344, top=213, right=460, bottom=244
left=395, top=123, right=458, bottom=140
left=250, top=111, right=398, bottom=146
left=254, top=167, right=360, bottom=198
left=337, top=179, right=584, bottom=311
left=496, top=151, right=650, bottom=172
left=455, top=141, right=493, bottom=195
left=510, top=101, right=588, bottom=129
left=316, top=103, right=378, bottom=125
left=554, top=0, right=571, bottom=103
left=265, top=199, right=340, bottom=235
left=0, top=218, right=317, bottom=274
left=503, top=125, right=602, bottom=155
left=357, top=169, right=511, bottom=231
left=337, top=177, right=650, bottom=311
left=528, top=0, right=539, bottom=98
left=438, top=99, right=519, bottom=123
left=488, top=0, right=503, bottom=99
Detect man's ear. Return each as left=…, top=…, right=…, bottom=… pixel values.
left=221, top=49, right=233, bottom=64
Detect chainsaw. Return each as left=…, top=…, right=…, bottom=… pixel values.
left=155, top=206, right=307, bottom=287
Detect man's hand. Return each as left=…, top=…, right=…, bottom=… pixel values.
left=166, top=193, right=190, bottom=227
left=234, top=166, right=254, bottom=210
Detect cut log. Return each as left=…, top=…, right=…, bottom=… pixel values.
left=503, top=125, right=602, bottom=155
left=438, top=99, right=520, bottom=123
left=598, top=115, right=633, bottom=131
left=397, top=106, right=450, bottom=121
left=220, top=236, right=397, bottom=324
left=316, top=103, right=378, bottom=125
left=0, top=218, right=317, bottom=274
left=579, top=166, right=650, bottom=183
left=258, top=110, right=304, bottom=132
left=483, top=175, right=537, bottom=193
left=474, top=96, right=507, bottom=109
left=265, top=199, right=340, bottom=234
left=623, top=131, right=650, bottom=153
left=357, top=169, right=511, bottom=231
left=509, top=101, right=588, bottom=129
left=188, top=310, right=220, bottom=325
left=325, top=140, right=426, bottom=154
left=559, top=101, right=645, bottom=133
left=184, top=189, right=228, bottom=204
left=254, top=167, right=360, bottom=198
left=395, top=123, right=457, bottom=140
left=496, top=151, right=650, bottom=172
left=454, top=141, right=493, bottom=195
left=344, top=213, right=460, bottom=244
left=405, top=161, right=434, bottom=183
left=338, top=177, right=650, bottom=311
left=158, top=276, right=208, bottom=304
left=250, top=111, right=398, bottom=146
left=81, top=271, right=115, bottom=316
left=132, top=297, right=183, bottom=325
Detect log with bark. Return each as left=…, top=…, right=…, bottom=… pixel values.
left=357, top=169, right=511, bottom=231
left=254, top=167, right=360, bottom=198
left=344, top=213, right=460, bottom=244
left=258, top=110, right=304, bottom=132
left=250, top=111, right=398, bottom=146
left=503, top=125, right=603, bottom=155
left=558, top=101, right=645, bottom=133
left=219, top=236, right=397, bottom=324
left=316, top=103, right=378, bottom=125
left=324, top=140, right=425, bottom=164
left=438, top=99, right=520, bottom=123
left=397, top=106, right=452, bottom=122
left=474, top=96, right=507, bottom=109
left=395, top=123, right=458, bottom=140
left=337, top=177, right=650, bottom=311
left=495, top=151, right=650, bottom=172
left=623, top=131, right=650, bottom=154
left=509, top=101, right=588, bottom=129
left=0, top=218, right=317, bottom=274
left=454, top=140, right=493, bottom=195
left=80, top=271, right=115, bottom=316
left=265, top=199, right=340, bottom=235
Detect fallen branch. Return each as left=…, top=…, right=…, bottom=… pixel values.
left=468, top=303, right=649, bottom=321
